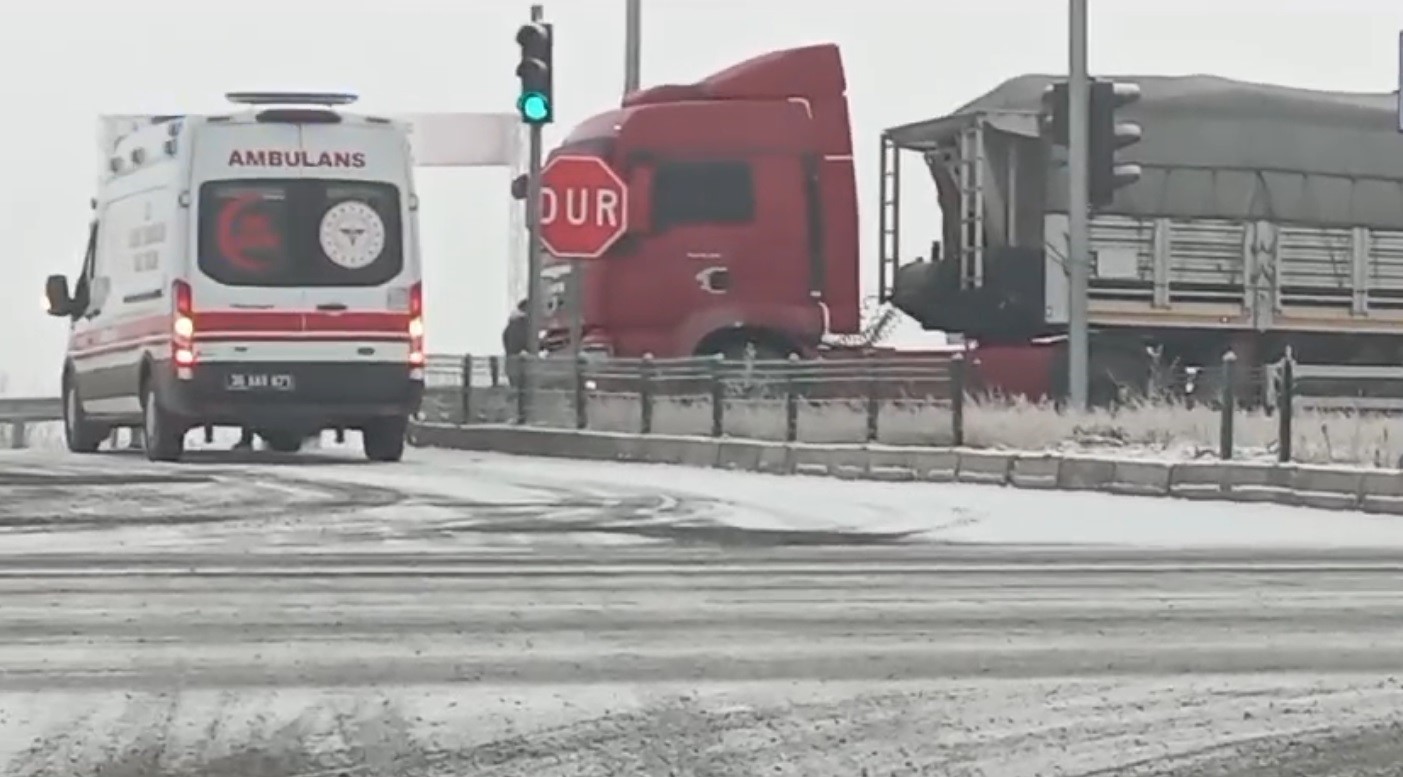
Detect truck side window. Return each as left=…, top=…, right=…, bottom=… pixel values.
left=652, top=160, right=754, bottom=230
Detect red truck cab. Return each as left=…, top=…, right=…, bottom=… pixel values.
left=537, top=44, right=861, bottom=359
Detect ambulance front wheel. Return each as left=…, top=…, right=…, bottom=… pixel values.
left=362, top=416, right=408, bottom=462
left=62, top=377, right=107, bottom=454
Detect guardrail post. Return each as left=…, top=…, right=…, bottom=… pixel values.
left=865, top=367, right=880, bottom=443
left=573, top=353, right=588, bottom=430
left=461, top=353, right=474, bottom=425
left=1278, top=349, right=1294, bottom=463
left=639, top=354, right=655, bottom=434
left=709, top=354, right=725, bottom=438
left=8, top=421, right=24, bottom=450
left=1219, top=350, right=1237, bottom=461
left=951, top=353, right=966, bottom=447
left=489, top=355, right=501, bottom=387
left=785, top=353, right=800, bottom=443
left=512, top=353, right=528, bottom=425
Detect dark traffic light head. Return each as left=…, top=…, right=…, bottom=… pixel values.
left=515, top=22, right=554, bottom=125
left=1040, top=82, right=1070, bottom=147
left=1088, top=80, right=1143, bottom=209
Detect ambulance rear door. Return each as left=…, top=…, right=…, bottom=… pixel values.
left=187, top=116, right=416, bottom=366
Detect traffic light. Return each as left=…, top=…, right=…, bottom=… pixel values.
left=1088, top=80, right=1142, bottom=208
left=515, top=22, right=554, bottom=125
left=1040, top=82, right=1070, bottom=147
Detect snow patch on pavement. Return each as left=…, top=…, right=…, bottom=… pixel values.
left=398, top=448, right=1403, bottom=550
left=7, top=444, right=1403, bottom=552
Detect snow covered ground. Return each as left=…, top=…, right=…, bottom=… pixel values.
left=7, top=443, right=1403, bottom=775
left=396, top=448, right=1403, bottom=549
left=9, top=443, right=1402, bottom=554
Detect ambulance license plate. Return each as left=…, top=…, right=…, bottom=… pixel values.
left=226, top=373, right=295, bottom=392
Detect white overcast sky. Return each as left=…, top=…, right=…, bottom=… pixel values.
left=1, top=0, right=1400, bottom=396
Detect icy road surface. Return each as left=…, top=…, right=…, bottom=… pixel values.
left=4, top=446, right=1403, bottom=776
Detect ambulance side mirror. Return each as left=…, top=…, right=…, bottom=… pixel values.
left=44, top=274, right=73, bottom=317
left=627, top=166, right=653, bottom=235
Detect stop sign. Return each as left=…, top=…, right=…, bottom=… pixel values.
left=539, top=155, right=630, bottom=259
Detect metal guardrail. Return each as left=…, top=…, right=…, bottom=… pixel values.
left=430, top=352, right=961, bottom=395
left=0, top=397, right=63, bottom=450
left=438, top=352, right=968, bottom=445
left=425, top=353, right=496, bottom=388
left=6, top=354, right=1403, bottom=456
left=435, top=353, right=1403, bottom=463
left=0, top=397, right=62, bottom=422
left=1275, top=364, right=1403, bottom=413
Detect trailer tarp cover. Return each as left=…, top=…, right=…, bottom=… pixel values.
left=891, top=74, right=1403, bottom=230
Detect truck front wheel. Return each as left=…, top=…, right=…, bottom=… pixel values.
left=702, top=331, right=797, bottom=363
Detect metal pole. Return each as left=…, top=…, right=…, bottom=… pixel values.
left=524, top=3, right=545, bottom=355
left=624, top=0, right=641, bottom=96
left=1067, top=0, right=1090, bottom=409
left=569, top=260, right=582, bottom=355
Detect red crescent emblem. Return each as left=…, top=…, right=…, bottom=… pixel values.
left=216, top=193, right=282, bottom=272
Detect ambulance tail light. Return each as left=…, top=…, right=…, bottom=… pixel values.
left=172, top=280, right=196, bottom=371
left=408, top=281, right=425, bottom=369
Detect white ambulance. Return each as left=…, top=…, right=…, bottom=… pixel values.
left=45, top=92, right=428, bottom=462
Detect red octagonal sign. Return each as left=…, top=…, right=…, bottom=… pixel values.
left=539, top=155, right=630, bottom=259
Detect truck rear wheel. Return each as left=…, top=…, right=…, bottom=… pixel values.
left=362, top=416, right=407, bottom=462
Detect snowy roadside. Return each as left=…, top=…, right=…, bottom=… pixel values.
left=10, top=387, right=1403, bottom=469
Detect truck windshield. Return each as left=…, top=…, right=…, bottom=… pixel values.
left=197, top=178, right=403, bottom=287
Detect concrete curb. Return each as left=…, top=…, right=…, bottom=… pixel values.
left=408, top=423, right=1403, bottom=514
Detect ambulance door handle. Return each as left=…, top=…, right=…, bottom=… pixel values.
left=316, top=303, right=347, bottom=312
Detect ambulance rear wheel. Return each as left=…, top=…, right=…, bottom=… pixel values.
left=362, top=416, right=407, bottom=462
left=62, top=378, right=107, bottom=454
left=141, top=384, right=185, bottom=463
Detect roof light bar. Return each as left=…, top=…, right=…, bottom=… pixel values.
left=225, top=91, right=359, bottom=107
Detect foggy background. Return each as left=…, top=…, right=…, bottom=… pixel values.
left=1, top=0, right=1399, bottom=396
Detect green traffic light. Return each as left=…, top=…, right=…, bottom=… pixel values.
left=518, top=91, right=550, bottom=123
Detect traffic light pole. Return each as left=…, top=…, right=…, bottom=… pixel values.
left=524, top=3, right=546, bottom=356
left=525, top=124, right=544, bottom=355
left=624, top=0, right=641, bottom=95
left=1067, top=0, right=1090, bottom=409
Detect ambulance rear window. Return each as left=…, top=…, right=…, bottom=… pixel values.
left=198, top=179, right=403, bottom=287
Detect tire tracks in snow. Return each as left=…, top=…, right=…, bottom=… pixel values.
left=8, top=548, right=1403, bottom=776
